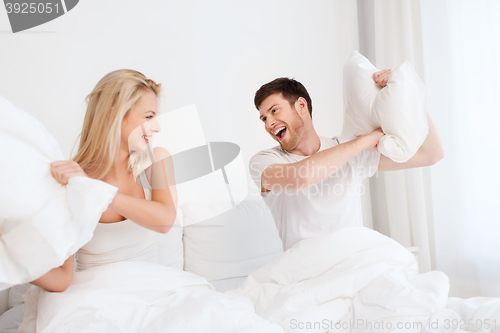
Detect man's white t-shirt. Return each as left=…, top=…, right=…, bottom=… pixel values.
left=249, top=136, right=380, bottom=251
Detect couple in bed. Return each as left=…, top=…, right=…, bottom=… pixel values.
left=21, top=70, right=283, bottom=332
left=22, top=68, right=444, bottom=332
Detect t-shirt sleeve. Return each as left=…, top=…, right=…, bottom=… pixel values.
left=351, top=149, right=380, bottom=179
left=249, top=149, right=283, bottom=190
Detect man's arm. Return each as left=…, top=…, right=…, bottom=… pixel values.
left=378, top=114, right=444, bottom=171
left=260, top=129, right=384, bottom=192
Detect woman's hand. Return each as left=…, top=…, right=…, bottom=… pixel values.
left=51, top=160, right=88, bottom=185
left=372, top=69, right=392, bottom=88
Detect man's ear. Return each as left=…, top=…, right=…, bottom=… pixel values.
left=295, top=97, right=308, bottom=117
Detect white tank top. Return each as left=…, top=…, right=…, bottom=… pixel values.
left=75, top=172, right=161, bottom=271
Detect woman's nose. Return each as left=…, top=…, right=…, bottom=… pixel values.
left=150, top=117, right=161, bottom=133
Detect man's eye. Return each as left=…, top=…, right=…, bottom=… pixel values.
left=262, top=118, right=266, bottom=122
left=272, top=109, right=277, bottom=113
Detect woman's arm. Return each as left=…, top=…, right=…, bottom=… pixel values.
left=51, top=149, right=177, bottom=234
left=30, top=255, right=74, bottom=292
left=108, top=192, right=175, bottom=234
left=109, top=148, right=177, bottom=234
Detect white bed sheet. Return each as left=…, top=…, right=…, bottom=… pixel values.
left=0, top=278, right=248, bottom=333
left=228, top=227, right=500, bottom=333
left=20, top=261, right=282, bottom=333
left=0, top=277, right=248, bottom=333
left=0, top=304, right=23, bottom=333
left=210, top=276, right=247, bottom=293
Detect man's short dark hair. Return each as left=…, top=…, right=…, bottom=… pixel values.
left=254, top=78, right=313, bottom=118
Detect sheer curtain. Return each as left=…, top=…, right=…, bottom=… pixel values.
left=356, top=0, right=435, bottom=274
left=356, top=0, right=500, bottom=297
left=420, top=0, right=500, bottom=297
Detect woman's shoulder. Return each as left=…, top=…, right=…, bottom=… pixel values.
left=140, top=147, right=174, bottom=187
left=152, top=146, right=171, bottom=162
left=133, top=147, right=168, bottom=179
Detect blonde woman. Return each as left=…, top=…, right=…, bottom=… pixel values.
left=29, top=69, right=176, bottom=292
left=21, top=70, right=282, bottom=333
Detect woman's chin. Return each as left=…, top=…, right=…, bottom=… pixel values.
left=128, top=140, right=149, bottom=153
left=129, top=147, right=145, bottom=154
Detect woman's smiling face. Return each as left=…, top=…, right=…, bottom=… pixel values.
left=122, top=89, right=160, bottom=153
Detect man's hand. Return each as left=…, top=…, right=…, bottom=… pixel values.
left=51, top=160, right=88, bottom=185
left=364, top=128, right=384, bottom=152
left=373, top=69, right=392, bottom=88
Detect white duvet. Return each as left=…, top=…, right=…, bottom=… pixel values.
left=19, top=227, right=500, bottom=333
left=228, top=227, right=500, bottom=333
left=20, top=261, right=284, bottom=333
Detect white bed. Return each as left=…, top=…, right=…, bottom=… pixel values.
left=0, top=199, right=284, bottom=332
left=0, top=199, right=425, bottom=332
left=0, top=305, right=23, bottom=333
left=1, top=199, right=499, bottom=333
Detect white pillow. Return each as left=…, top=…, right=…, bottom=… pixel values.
left=182, top=200, right=283, bottom=281
left=342, top=51, right=429, bottom=163
left=0, top=95, right=117, bottom=290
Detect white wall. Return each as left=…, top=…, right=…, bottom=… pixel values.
left=0, top=0, right=360, bottom=196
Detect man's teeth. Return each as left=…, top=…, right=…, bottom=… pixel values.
left=273, top=127, right=286, bottom=136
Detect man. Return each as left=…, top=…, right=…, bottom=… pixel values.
left=249, top=71, right=444, bottom=251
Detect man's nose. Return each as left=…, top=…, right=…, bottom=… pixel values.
left=266, top=117, right=277, bottom=131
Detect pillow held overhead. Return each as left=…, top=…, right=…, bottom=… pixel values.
left=342, top=51, right=428, bottom=163
left=0, top=94, right=117, bottom=291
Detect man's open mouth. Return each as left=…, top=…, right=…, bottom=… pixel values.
left=277, top=128, right=286, bottom=141
left=273, top=126, right=287, bottom=141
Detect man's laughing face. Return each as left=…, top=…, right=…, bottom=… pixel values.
left=259, top=93, right=305, bottom=153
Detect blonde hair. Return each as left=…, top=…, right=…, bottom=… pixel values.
left=73, top=69, right=161, bottom=179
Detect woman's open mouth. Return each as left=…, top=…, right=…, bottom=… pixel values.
left=142, top=135, right=149, bottom=144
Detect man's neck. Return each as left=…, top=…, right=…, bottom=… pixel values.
left=286, top=128, right=321, bottom=157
